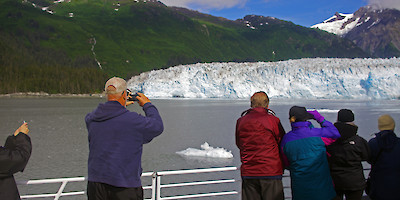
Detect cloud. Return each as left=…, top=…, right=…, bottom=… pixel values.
left=160, top=0, right=247, bottom=10
left=368, top=0, right=400, bottom=10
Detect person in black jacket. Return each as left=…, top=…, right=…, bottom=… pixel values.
left=0, top=122, right=32, bottom=200
left=326, top=109, right=370, bottom=200
left=367, top=114, right=400, bottom=200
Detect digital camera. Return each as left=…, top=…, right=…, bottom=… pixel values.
left=127, top=89, right=139, bottom=101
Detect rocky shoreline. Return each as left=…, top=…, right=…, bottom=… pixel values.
left=0, top=92, right=105, bottom=98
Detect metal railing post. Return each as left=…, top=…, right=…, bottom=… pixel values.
left=156, top=174, right=161, bottom=200
left=151, top=172, right=157, bottom=200
left=54, top=181, right=68, bottom=200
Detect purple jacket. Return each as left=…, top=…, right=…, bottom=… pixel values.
left=85, top=101, right=163, bottom=188
left=281, top=120, right=340, bottom=200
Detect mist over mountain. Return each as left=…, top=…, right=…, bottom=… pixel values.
left=312, top=6, right=400, bottom=58
left=368, top=0, right=400, bottom=11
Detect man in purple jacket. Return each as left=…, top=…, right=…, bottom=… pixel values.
left=85, top=77, right=164, bottom=200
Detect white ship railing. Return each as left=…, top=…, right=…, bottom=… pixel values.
left=154, top=167, right=238, bottom=200
left=17, top=167, right=238, bottom=200
left=17, top=167, right=372, bottom=200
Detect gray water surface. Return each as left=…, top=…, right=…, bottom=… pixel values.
left=1, top=98, right=399, bottom=199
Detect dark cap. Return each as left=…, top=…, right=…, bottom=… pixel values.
left=337, top=109, right=354, bottom=122
left=289, top=106, right=314, bottom=121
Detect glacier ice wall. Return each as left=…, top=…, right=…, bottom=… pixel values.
left=127, top=58, right=400, bottom=99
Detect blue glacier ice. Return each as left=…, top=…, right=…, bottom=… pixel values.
left=127, top=58, right=400, bottom=99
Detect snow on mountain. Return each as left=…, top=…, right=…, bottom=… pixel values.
left=127, top=58, right=400, bottom=100
left=311, top=13, right=360, bottom=36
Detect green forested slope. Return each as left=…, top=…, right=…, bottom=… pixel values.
left=0, top=0, right=369, bottom=94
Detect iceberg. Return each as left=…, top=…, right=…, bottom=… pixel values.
left=176, top=142, right=233, bottom=159
left=127, top=58, right=400, bottom=99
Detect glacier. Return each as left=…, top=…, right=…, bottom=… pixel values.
left=127, top=57, right=400, bottom=99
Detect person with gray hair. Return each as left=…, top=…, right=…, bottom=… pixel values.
left=236, top=91, right=286, bottom=200
left=367, top=114, right=400, bottom=200
left=85, top=77, right=164, bottom=200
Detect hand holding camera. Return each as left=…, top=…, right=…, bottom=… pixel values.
left=127, top=89, right=151, bottom=107
left=307, top=110, right=325, bottom=123
left=127, top=89, right=139, bottom=102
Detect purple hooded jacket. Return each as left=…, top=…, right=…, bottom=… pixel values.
left=85, top=101, right=163, bottom=188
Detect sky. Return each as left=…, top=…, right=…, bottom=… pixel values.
left=160, top=0, right=400, bottom=27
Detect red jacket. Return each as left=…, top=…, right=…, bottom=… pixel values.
left=236, top=107, right=286, bottom=177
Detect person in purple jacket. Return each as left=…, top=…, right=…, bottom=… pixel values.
left=281, top=106, right=340, bottom=200
left=85, top=77, right=164, bottom=200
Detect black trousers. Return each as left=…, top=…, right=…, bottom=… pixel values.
left=333, top=189, right=364, bottom=200
left=242, top=178, right=284, bottom=200
left=87, top=181, right=143, bottom=200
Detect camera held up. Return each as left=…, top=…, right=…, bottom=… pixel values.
left=127, top=89, right=139, bottom=101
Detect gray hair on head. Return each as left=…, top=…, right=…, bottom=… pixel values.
left=251, top=91, right=269, bottom=108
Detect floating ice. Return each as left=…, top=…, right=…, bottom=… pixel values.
left=176, top=142, right=233, bottom=159
left=307, top=108, right=340, bottom=113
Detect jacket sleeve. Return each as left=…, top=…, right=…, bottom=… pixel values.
left=280, top=143, right=290, bottom=169
left=276, top=120, right=286, bottom=145
left=319, top=120, right=341, bottom=139
left=235, top=119, right=240, bottom=148
left=141, top=103, right=164, bottom=144
left=358, top=136, right=371, bottom=162
left=367, top=137, right=378, bottom=164
left=0, top=134, right=32, bottom=178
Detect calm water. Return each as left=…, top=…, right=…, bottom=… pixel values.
left=1, top=97, right=399, bottom=199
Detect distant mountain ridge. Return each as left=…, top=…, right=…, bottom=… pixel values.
left=312, top=6, right=400, bottom=57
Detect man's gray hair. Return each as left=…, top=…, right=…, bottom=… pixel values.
left=251, top=91, right=269, bottom=108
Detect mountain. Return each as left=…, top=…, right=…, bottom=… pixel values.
left=127, top=58, right=400, bottom=100
left=312, top=6, right=400, bottom=58
left=0, top=0, right=369, bottom=94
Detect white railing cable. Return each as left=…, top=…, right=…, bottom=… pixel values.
left=161, top=179, right=235, bottom=188
left=17, top=166, right=239, bottom=200
left=161, top=191, right=238, bottom=200
left=154, top=167, right=238, bottom=200
left=156, top=166, right=237, bottom=176
left=18, top=177, right=86, bottom=199
left=17, top=167, right=372, bottom=200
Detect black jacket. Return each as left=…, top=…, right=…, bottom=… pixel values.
left=0, top=133, right=32, bottom=200
left=326, top=122, right=370, bottom=191
left=368, top=130, right=400, bottom=200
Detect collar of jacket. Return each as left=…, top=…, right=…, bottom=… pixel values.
left=241, top=107, right=275, bottom=117
left=375, top=130, right=398, bottom=150
left=334, top=122, right=358, bottom=142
